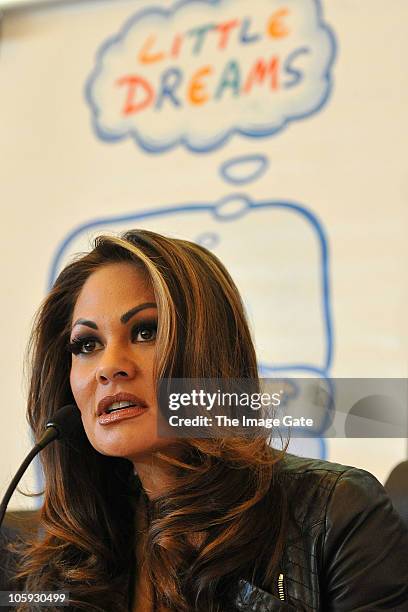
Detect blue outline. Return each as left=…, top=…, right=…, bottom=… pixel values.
left=34, top=196, right=333, bottom=495
left=219, top=154, right=269, bottom=185
left=48, top=197, right=333, bottom=373
left=84, top=0, right=337, bottom=154
left=259, top=373, right=335, bottom=438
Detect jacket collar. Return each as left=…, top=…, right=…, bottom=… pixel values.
left=234, top=579, right=297, bottom=611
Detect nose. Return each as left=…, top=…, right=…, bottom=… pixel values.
left=96, top=345, right=138, bottom=384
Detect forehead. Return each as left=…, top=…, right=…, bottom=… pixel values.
left=72, top=262, right=154, bottom=317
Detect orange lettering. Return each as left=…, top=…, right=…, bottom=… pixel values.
left=188, top=66, right=213, bottom=105
left=138, top=34, right=165, bottom=64
left=267, top=9, right=290, bottom=38
left=116, top=75, right=154, bottom=115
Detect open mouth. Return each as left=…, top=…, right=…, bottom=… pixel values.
left=97, top=393, right=148, bottom=417
left=105, top=401, right=142, bottom=414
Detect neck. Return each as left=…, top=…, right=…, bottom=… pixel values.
left=132, top=446, right=181, bottom=500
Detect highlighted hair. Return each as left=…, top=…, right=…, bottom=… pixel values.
left=13, top=229, right=287, bottom=612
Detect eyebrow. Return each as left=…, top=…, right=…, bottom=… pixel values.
left=72, top=302, right=157, bottom=330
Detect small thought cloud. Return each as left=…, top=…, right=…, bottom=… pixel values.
left=86, top=0, right=336, bottom=153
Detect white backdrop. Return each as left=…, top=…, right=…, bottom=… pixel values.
left=0, top=0, right=407, bottom=510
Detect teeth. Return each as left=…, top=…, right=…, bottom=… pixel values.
left=106, top=400, right=138, bottom=414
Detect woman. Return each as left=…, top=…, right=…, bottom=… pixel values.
left=2, top=228, right=408, bottom=611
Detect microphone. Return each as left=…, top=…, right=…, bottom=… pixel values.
left=0, top=404, right=82, bottom=529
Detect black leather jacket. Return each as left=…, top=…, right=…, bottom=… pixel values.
left=233, top=454, right=408, bottom=611
left=1, top=454, right=408, bottom=611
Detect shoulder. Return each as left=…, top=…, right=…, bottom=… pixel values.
left=278, top=451, right=363, bottom=479
left=276, top=452, right=408, bottom=552
left=276, top=452, right=377, bottom=525
left=276, top=453, right=408, bottom=610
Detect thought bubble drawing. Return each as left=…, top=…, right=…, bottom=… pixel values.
left=85, top=0, right=336, bottom=153
left=220, top=154, right=269, bottom=185
left=44, top=156, right=333, bottom=473
left=49, top=195, right=332, bottom=377
left=48, top=191, right=332, bottom=460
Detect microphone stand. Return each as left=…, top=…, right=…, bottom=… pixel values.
left=0, top=404, right=81, bottom=529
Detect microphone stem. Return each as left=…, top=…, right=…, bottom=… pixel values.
left=0, top=426, right=58, bottom=529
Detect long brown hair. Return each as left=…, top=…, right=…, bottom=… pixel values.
left=13, top=229, right=287, bottom=611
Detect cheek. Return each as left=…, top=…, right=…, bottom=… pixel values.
left=69, top=361, right=93, bottom=412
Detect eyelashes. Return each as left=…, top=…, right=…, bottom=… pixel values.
left=68, top=336, right=100, bottom=355
left=131, top=320, right=158, bottom=343
left=68, top=320, right=158, bottom=355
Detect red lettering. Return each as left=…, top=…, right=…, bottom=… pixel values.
left=116, top=75, right=154, bottom=115
left=243, top=57, right=280, bottom=93
left=170, top=34, right=183, bottom=59
left=216, top=19, right=239, bottom=50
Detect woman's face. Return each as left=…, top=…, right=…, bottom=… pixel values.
left=69, top=262, right=170, bottom=462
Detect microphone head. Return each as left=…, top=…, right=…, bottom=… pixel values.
left=46, top=404, right=83, bottom=439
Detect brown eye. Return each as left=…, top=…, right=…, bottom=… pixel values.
left=81, top=339, right=99, bottom=353
left=139, top=328, right=155, bottom=341
left=68, top=336, right=103, bottom=355
left=132, top=322, right=158, bottom=343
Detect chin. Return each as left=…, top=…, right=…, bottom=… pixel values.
left=89, top=428, right=169, bottom=461
left=83, top=426, right=143, bottom=457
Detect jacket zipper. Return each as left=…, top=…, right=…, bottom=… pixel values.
left=277, top=573, right=285, bottom=601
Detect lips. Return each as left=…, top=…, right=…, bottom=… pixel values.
left=97, top=392, right=148, bottom=416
